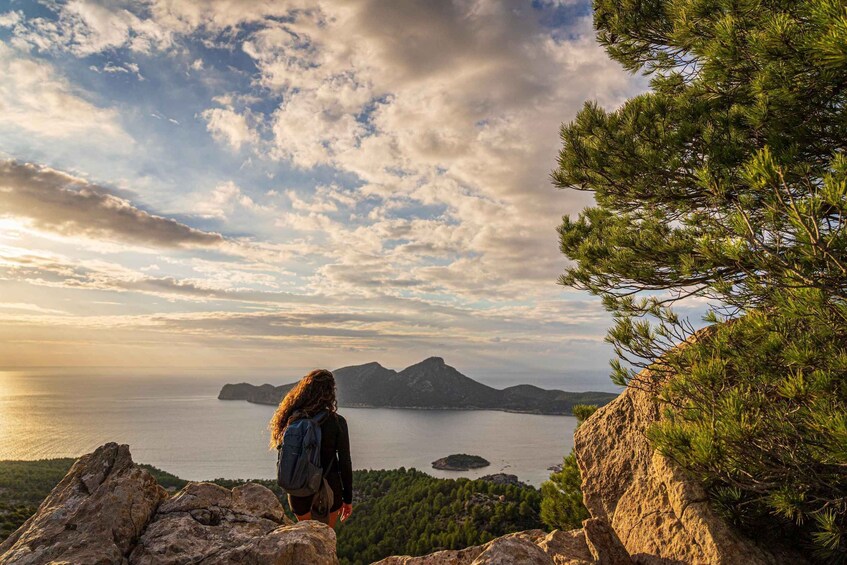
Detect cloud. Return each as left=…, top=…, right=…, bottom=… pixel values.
left=0, top=11, right=22, bottom=27
left=230, top=1, right=643, bottom=298
left=0, top=161, right=224, bottom=248
left=89, top=61, right=144, bottom=80
left=2, top=2, right=642, bottom=300
left=0, top=302, right=67, bottom=315
left=0, top=1, right=635, bottom=373
left=0, top=244, right=293, bottom=303
left=192, top=181, right=272, bottom=220
left=201, top=107, right=257, bottom=151
left=0, top=43, right=130, bottom=141
left=10, top=0, right=172, bottom=55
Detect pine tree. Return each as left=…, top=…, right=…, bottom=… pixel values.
left=553, top=0, right=847, bottom=559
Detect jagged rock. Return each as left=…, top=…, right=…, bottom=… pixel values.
left=0, top=442, right=166, bottom=565
left=129, top=481, right=337, bottom=564
left=470, top=534, right=554, bottom=564
left=0, top=443, right=338, bottom=565
left=537, top=529, right=594, bottom=565
left=573, top=367, right=804, bottom=565
left=373, top=530, right=593, bottom=565
left=373, top=544, right=485, bottom=564
left=582, top=519, right=631, bottom=565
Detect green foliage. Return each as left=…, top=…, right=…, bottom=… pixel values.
left=0, top=458, right=75, bottom=541
left=539, top=404, right=596, bottom=531
left=0, top=461, right=543, bottom=565
left=138, top=464, right=189, bottom=491
left=556, top=0, right=847, bottom=383
left=572, top=404, right=598, bottom=426
left=553, top=0, right=847, bottom=559
left=334, top=468, right=542, bottom=565
left=648, top=306, right=847, bottom=559
left=540, top=453, right=588, bottom=531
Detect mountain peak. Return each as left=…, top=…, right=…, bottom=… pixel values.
left=420, top=356, right=445, bottom=366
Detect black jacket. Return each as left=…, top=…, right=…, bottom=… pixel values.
left=318, top=413, right=353, bottom=504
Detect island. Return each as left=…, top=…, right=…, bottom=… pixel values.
left=218, top=357, right=619, bottom=416
left=432, top=454, right=490, bottom=471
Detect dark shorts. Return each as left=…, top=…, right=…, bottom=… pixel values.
left=288, top=472, right=343, bottom=516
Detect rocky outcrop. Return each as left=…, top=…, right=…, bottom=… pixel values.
left=130, top=481, right=329, bottom=564
left=0, top=442, right=165, bottom=565
left=581, top=519, right=631, bottom=565
left=0, top=443, right=337, bottom=565
left=374, top=529, right=597, bottom=565
left=573, top=368, right=803, bottom=565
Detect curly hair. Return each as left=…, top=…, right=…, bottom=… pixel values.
left=268, top=369, right=337, bottom=449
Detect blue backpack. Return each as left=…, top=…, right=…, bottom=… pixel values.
left=276, top=411, right=330, bottom=496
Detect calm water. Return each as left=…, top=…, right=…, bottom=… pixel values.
left=0, top=369, right=578, bottom=487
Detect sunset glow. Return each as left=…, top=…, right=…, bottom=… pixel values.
left=0, top=1, right=644, bottom=376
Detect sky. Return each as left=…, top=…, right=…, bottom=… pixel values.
left=0, top=0, right=645, bottom=385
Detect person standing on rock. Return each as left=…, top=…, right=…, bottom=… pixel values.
left=269, top=369, right=353, bottom=526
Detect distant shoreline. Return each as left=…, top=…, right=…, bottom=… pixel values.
left=220, top=397, right=586, bottom=416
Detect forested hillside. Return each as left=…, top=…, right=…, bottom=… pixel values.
left=0, top=460, right=544, bottom=565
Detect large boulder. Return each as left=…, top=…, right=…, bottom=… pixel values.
left=373, top=529, right=595, bottom=565
left=0, top=442, right=166, bottom=565
left=129, top=481, right=336, bottom=564
left=573, top=367, right=801, bottom=565
left=0, top=443, right=338, bottom=565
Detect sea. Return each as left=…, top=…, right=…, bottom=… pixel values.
left=0, top=368, right=616, bottom=487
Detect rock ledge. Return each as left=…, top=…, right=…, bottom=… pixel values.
left=0, top=443, right=338, bottom=565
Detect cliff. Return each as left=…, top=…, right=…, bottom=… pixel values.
left=219, top=357, right=619, bottom=415
left=1, top=365, right=807, bottom=564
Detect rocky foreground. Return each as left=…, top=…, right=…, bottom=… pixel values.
left=0, top=366, right=807, bottom=564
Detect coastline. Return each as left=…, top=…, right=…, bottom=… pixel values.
left=223, top=398, right=592, bottom=416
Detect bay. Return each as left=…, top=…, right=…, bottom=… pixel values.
left=0, top=369, right=578, bottom=487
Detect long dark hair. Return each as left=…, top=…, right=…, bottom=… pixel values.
left=268, top=369, right=337, bottom=448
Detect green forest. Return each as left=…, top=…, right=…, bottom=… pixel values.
left=0, top=460, right=544, bottom=565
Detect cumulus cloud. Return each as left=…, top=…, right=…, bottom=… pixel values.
left=201, top=107, right=257, bottom=151
left=229, top=1, right=641, bottom=298
left=2, top=1, right=641, bottom=299
left=0, top=161, right=224, bottom=248
left=0, top=0, right=635, bottom=372
left=0, top=43, right=130, bottom=141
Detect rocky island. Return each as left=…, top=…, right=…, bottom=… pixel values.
left=431, top=454, right=491, bottom=471
left=219, top=357, right=619, bottom=416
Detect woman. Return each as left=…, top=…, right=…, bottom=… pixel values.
left=269, top=369, right=353, bottom=526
